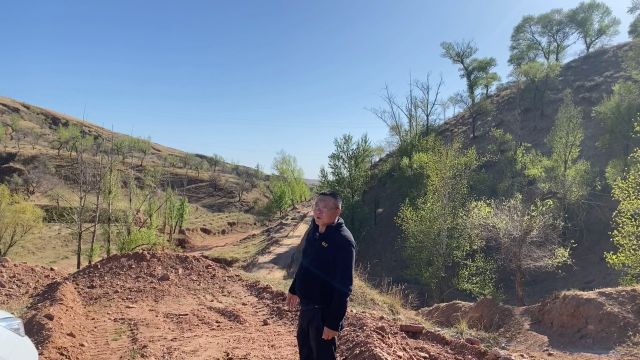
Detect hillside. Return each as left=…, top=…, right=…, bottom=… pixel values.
left=0, top=96, right=271, bottom=270
left=358, top=41, right=639, bottom=304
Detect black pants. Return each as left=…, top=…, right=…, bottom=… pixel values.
left=296, top=306, right=337, bottom=360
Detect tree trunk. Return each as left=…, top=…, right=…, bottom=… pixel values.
left=515, top=268, right=525, bottom=306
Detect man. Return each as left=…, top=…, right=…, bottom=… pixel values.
left=286, top=192, right=356, bottom=360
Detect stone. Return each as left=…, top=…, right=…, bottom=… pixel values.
left=464, top=337, right=481, bottom=346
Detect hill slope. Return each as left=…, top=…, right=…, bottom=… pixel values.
left=358, top=41, right=639, bottom=303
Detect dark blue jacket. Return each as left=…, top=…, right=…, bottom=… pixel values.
left=288, top=217, right=356, bottom=331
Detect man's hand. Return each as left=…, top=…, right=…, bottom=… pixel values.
left=286, top=292, right=299, bottom=311
left=322, top=326, right=338, bottom=340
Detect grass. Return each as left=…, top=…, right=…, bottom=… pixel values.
left=205, top=234, right=270, bottom=266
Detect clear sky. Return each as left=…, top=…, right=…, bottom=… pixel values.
left=0, top=1, right=634, bottom=178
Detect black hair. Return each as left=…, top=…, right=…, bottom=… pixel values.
left=316, top=191, right=342, bottom=209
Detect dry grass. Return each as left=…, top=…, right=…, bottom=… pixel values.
left=205, top=234, right=269, bottom=266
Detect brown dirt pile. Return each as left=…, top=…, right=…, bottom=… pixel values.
left=22, top=250, right=520, bottom=360
left=24, top=251, right=300, bottom=360
left=0, top=258, right=61, bottom=312
left=420, top=298, right=517, bottom=333
left=527, top=286, right=640, bottom=351
left=340, top=313, right=493, bottom=360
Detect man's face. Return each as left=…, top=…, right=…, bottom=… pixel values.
left=313, top=196, right=341, bottom=227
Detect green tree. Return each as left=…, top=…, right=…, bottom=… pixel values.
left=319, top=133, right=375, bottom=226
left=520, top=91, right=591, bottom=209
left=567, top=0, right=620, bottom=53
left=440, top=40, right=498, bottom=137
left=509, top=9, right=575, bottom=67
left=132, top=136, right=152, bottom=166
left=55, top=124, right=82, bottom=157
left=395, top=136, right=480, bottom=301
left=268, top=151, right=309, bottom=211
left=0, top=184, right=44, bottom=257
left=467, top=195, right=569, bottom=305
left=513, top=61, right=562, bottom=117
left=629, top=0, right=640, bottom=39
left=593, top=81, right=640, bottom=161
left=606, top=122, right=640, bottom=284
left=482, top=129, right=528, bottom=198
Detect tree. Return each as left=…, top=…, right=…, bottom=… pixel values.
left=567, top=0, right=620, bottom=53
left=209, top=154, right=224, bottom=173
left=509, top=10, right=575, bottom=66
left=629, top=0, right=640, bottom=39
left=370, top=74, right=443, bottom=157
left=132, top=136, right=152, bottom=167
left=593, top=81, right=640, bottom=161
left=55, top=124, right=82, bottom=157
left=441, top=40, right=498, bottom=137
left=538, top=9, right=576, bottom=62
left=519, top=91, right=591, bottom=210
left=268, top=151, right=309, bottom=211
left=605, top=121, right=640, bottom=284
left=513, top=61, right=562, bottom=117
left=395, top=136, right=480, bottom=301
left=0, top=184, right=44, bottom=257
left=319, top=134, right=376, bottom=226
left=467, top=195, right=569, bottom=305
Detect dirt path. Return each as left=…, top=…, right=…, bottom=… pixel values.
left=245, top=212, right=311, bottom=278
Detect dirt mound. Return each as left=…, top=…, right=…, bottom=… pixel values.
left=528, top=286, right=640, bottom=351
left=340, top=313, right=494, bottom=360
left=420, top=298, right=516, bottom=332
left=24, top=281, right=88, bottom=360
left=0, top=258, right=61, bottom=312
left=24, top=251, right=300, bottom=360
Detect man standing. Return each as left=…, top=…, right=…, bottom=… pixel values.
left=286, top=192, right=356, bottom=360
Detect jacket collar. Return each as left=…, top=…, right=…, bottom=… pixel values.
left=311, top=217, right=344, bottom=234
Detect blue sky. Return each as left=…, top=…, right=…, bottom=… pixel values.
left=0, top=0, right=634, bottom=178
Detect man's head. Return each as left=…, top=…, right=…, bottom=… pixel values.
left=313, top=192, right=342, bottom=227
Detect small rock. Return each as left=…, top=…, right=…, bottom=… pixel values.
left=399, top=324, right=424, bottom=333
left=0, top=281, right=6, bottom=289
left=465, top=337, right=481, bottom=346
left=80, top=342, right=88, bottom=347
left=159, top=273, right=171, bottom=281
left=67, top=331, right=77, bottom=338
left=43, top=313, right=55, bottom=321
left=499, top=356, right=514, bottom=360
left=125, top=304, right=137, bottom=309
left=0, top=257, right=11, bottom=264
left=262, top=319, right=270, bottom=326
left=488, top=348, right=504, bottom=360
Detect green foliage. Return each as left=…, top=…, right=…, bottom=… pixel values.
left=55, top=124, right=82, bottom=156
left=567, top=0, right=620, bottom=53
left=629, top=0, right=640, bottom=39
left=481, top=129, right=528, bottom=198
left=455, top=253, right=500, bottom=299
left=0, top=184, right=44, bottom=257
left=267, top=151, right=309, bottom=213
left=117, top=228, right=162, bottom=253
left=519, top=91, right=591, bottom=207
left=593, top=80, right=640, bottom=159
left=467, top=195, right=568, bottom=304
left=440, top=40, right=498, bottom=106
left=606, top=122, right=640, bottom=284
left=395, top=136, right=480, bottom=300
left=509, top=9, right=574, bottom=67
left=319, top=134, right=375, bottom=223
